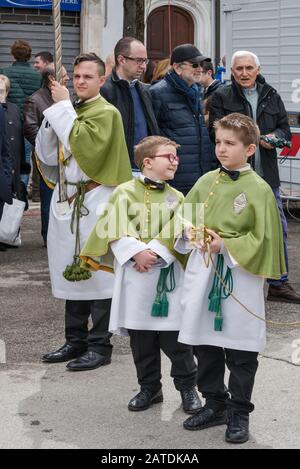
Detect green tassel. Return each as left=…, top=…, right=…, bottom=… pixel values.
left=208, top=290, right=221, bottom=314
left=151, top=302, right=162, bottom=317
left=160, top=293, right=169, bottom=317
left=214, top=315, right=223, bottom=331
left=63, top=262, right=92, bottom=282
left=151, top=292, right=162, bottom=316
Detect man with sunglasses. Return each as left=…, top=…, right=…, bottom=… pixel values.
left=150, top=44, right=217, bottom=195
left=101, top=37, right=159, bottom=174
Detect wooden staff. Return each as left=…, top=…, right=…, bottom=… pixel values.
left=52, top=0, right=68, bottom=209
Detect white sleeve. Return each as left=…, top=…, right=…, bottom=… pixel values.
left=174, top=236, right=193, bottom=254
left=35, top=117, right=59, bottom=166
left=43, top=100, right=77, bottom=153
left=147, top=239, right=175, bottom=267
left=110, top=237, right=148, bottom=267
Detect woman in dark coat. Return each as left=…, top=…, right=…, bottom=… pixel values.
left=0, top=74, right=28, bottom=200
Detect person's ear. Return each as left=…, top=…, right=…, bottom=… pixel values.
left=99, top=75, right=106, bottom=88
left=246, top=143, right=256, bottom=157
left=173, top=63, right=182, bottom=76
left=143, top=157, right=152, bottom=169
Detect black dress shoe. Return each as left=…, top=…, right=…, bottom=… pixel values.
left=128, top=388, right=163, bottom=412
left=180, top=388, right=202, bottom=414
left=183, top=405, right=227, bottom=431
left=225, top=412, right=249, bottom=444
left=66, top=350, right=111, bottom=371
left=42, top=344, right=86, bottom=363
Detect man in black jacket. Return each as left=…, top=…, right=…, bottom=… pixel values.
left=0, top=105, right=12, bottom=223
left=209, top=50, right=300, bottom=304
left=101, top=37, right=159, bottom=172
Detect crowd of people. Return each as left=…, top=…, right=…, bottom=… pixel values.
left=0, top=36, right=299, bottom=445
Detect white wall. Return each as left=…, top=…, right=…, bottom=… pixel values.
left=102, top=0, right=124, bottom=60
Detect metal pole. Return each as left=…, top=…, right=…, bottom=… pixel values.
left=52, top=0, right=68, bottom=206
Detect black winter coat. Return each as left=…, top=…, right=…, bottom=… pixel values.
left=150, top=74, right=217, bottom=194
left=100, top=69, right=159, bottom=166
left=0, top=106, right=12, bottom=220
left=208, top=75, right=291, bottom=188
left=2, top=101, right=25, bottom=199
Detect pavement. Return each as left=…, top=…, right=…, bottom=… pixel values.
left=0, top=201, right=300, bottom=450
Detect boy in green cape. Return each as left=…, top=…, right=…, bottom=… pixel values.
left=81, top=136, right=201, bottom=414
left=175, top=113, right=286, bottom=443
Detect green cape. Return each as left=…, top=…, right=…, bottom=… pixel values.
left=69, top=97, right=132, bottom=186
left=80, top=178, right=186, bottom=272
left=181, top=169, right=286, bottom=279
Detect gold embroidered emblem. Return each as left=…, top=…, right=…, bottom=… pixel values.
left=233, top=193, right=247, bottom=214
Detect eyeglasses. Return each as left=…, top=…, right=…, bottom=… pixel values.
left=150, top=153, right=180, bottom=164
left=182, top=62, right=202, bottom=69
left=123, top=56, right=149, bottom=65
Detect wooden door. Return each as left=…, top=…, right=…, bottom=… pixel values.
left=147, top=6, right=194, bottom=61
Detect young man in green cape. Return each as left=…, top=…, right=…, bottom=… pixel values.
left=35, top=53, right=132, bottom=371
left=81, top=136, right=201, bottom=414
left=175, top=113, right=286, bottom=443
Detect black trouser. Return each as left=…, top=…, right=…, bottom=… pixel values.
left=128, top=330, right=197, bottom=393
left=65, top=299, right=112, bottom=356
left=194, top=345, right=259, bottom=414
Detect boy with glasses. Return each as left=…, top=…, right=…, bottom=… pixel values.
left=81, top=135, right=201, bottom=414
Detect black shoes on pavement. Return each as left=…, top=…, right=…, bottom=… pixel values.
left=66, top=351, right=111, bottom=371
left=42, top=344, right=111, bottom=371
left=42, top=344, right=86, bottom=363
left=183, top=405, right=249, bottom=444
left=128, top=389, right=164, bottom=411
left=225, top=412, right=249, bottom=444
left=128, top=387, right=201, bottom=413
left=180, top=388, right=202, bottom=414
left=183, top=405, right=227, bottom=431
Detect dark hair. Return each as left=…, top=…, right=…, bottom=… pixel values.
left=73, top=52, right=105, bottom=76
left=41, top=66, right=55, bottom=86
left=200, top=60, right=215, bottom=78
left=114, top=37, right=144, bottom=66
left=134, top=136, right=180, bottom=170
left=214, top=113, right=260, bottom=146
left=35, top=51, right=54, bottom=63
left=11, top=40, right=31, bottom=61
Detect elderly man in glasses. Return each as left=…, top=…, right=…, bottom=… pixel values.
left=101, top=37, right=159, bottom=176
left=208, top=50, right=300, bottom=305
left=150, top=44, right=217, bottom=195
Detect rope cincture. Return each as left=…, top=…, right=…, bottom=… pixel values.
left=151, top=264, right=176, bottom=317
left=208, top=254, right=233, bottom=331
left=202, top=227, right=300, bottom=329
left=63, top=181, right=92, bottom=282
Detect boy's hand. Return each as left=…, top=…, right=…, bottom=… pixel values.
left=199, top=228, right=222, bottom=254
left=133, top=249, right=158, bottom=273
left=50, top=80, right=70, bottom=103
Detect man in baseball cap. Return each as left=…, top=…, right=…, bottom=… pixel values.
left=150, top=44, right=216, bottom=195
left=170, top=43, right=211, bottom=65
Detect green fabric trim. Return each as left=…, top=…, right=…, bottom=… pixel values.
left=69, top=97, right=132, bottom=186
left=183, top=169, right=286, bottom=279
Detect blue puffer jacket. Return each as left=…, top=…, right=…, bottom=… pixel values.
left=150, top=73, right=217, bottom=194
